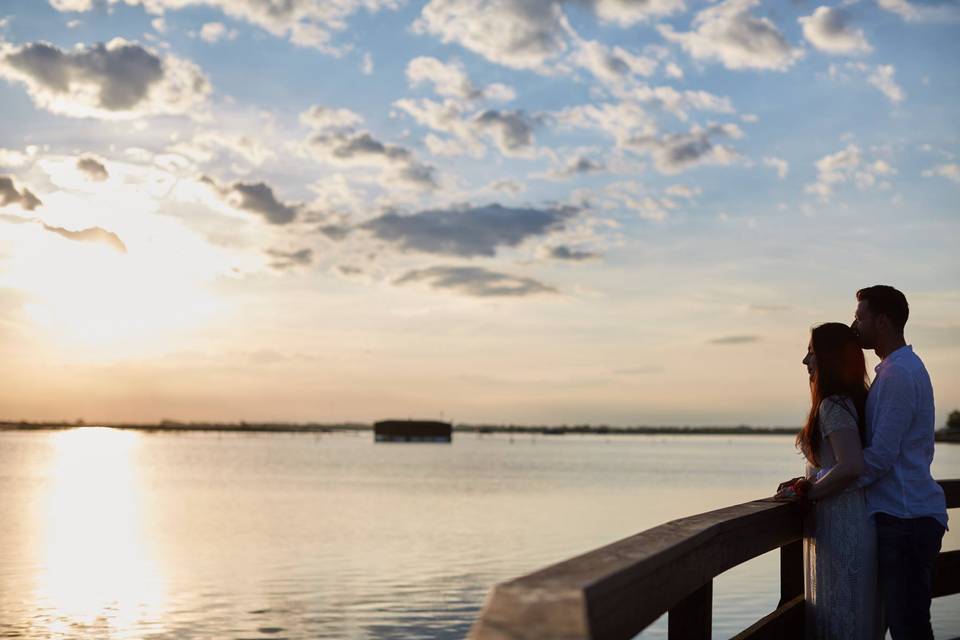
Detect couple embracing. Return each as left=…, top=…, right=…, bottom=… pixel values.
left=775, top=285, right=948, bottom=639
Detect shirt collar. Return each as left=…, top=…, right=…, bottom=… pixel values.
left=875, top=344, right=913, bottom=373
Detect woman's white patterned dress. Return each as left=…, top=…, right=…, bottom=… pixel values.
left=803, top=395, right=882, bottom=640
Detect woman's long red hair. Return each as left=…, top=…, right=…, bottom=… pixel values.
left=796, top=322, right=870, bottom=467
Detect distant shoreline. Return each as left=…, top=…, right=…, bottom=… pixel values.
left=0, top=420, right=799, bottom=436
left=3, top=421, right=958, bottom=442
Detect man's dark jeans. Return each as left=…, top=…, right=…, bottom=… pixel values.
left=876, top=513, right=945, bottom=640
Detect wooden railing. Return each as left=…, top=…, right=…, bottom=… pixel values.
left=469, top=479, right=960, bottom=640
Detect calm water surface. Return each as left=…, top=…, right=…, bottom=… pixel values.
left=1, top=429, right=957, bottom=639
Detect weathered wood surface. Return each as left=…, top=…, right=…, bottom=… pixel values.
left=941, top=479, right=960, bottom=508
left=470, top=479, right=959, bottom=640
left=778, top=540, right=803, bottom=607
left=668, top=580, right=712, bottom=640
left=730, top=595, right=804, bottom=640
left=468, top=499, right=803, bottom=640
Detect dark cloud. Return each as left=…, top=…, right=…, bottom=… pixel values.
left=0, top=175, right=41, bottom=210
left=77, top=155, right=108, bottom=181
left=394, top=265, right=557, bottom=297
left=42, top=224, right=127, bottom=253
left=397, top=161, right=439, bottom=190
left=5, top=40, right=162, bottom=109
left=545, top=245, right=600, bottom=261
left=336, top=265, right=364, bottom=276
left=203, top=176, right=298, bottom=225
left=319, top=223, right=353, bottom=240
left=627, top=124, right=740, bottom=174
left=322, top=131, right=411, bottom=163
left=307, top=130, right=437, bottom=189
left=549, top=156, right=605, bottom=180
left=473, top=109, right=539, bottom=154
left=357, top=203, right=578, bottom=257
left=266, top=248, right=312, bottom=270
left=709, top=335, right=760, bottom=345
left=0, top=38, right=209, bottom=118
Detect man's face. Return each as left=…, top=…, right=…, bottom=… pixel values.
left=852, top=299, right=877, bottom=349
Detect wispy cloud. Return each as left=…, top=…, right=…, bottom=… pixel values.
left=395, top=265, right=557, bottom=297
left=709, top=335, right=760, bottom=344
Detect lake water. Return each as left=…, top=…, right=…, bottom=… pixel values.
left=1, top=429, right=957, bottom=639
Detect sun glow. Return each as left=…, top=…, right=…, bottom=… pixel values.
left=1, top=187, right=232, bottom=352
left=34, top=428, right=167, bottom=636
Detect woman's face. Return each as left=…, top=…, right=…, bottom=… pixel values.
left=802, top=339, right=817, bottom=381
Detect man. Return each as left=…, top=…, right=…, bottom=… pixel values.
left=851, top=285, right=947, bottom=640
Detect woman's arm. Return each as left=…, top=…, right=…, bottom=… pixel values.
left=806, top=428, right=864, bottom=501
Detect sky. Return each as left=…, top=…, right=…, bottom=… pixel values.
left=0, top=0, right=957, bottom=427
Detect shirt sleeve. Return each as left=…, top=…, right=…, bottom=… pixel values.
left=854, top=364, right=918, bottom=489
left=819, top=396, right=858, bottom=436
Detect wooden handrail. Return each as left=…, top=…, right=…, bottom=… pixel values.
left=469, top=479, right=960, bottom=640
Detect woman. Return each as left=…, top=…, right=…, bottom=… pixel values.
left=776, top=322, right=880, bottom=639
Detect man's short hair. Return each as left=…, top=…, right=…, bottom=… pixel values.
left=857, top=285, right=909, bottom=333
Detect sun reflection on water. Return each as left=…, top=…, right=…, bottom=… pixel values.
left=34, top=428, right=166, bottom=638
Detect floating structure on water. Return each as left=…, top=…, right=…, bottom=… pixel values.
left=374, top=420, right=452, bottom=443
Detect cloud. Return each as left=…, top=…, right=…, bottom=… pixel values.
left=589, top=0, right=685, bottom=26
left=406, top=56, right=514, bottom=101
left=542, top=245, right=600, bottom=261
left=867, top=64, right=904, bottom=104
left=571, top=39, right=658, bottom=85
left=42, top=224, right=127, bottom=253
left=709, top=335, right=759, bottom=344
left=664, top=184, right=701, bottom=199
left=0, top=147, right=36, bottom=168
left=413, top=1, right=571, bottom=72
left=50, top=0, right=93, bottom=9
left=473, top=109, right=541, bottom=156
left=877, top=0, right=960, bottom=22
left=0, top=175, right=41, bottom=210
left=302, top=111, right=438, bottom=190
left=361, top=52, right=374, bottom=75
left=805, top=144, right=896, bottom=201
left=203, top=176, right=300, bottom=224
left=49, top=0, right=403, bottom=53
left=300, top=105, right=364, bottom=132
left=620, top=85, right=735, bottom=122
left=76, top=155, right=108, bottom=181
left=394, top=265, right=557, bottom=297
left=627, top=123, right=742, bottom=174
left=763, top=156, right=789, bottom=179
left=414, top=0, right=684, bottom=72
left=554, top=101, right=656, bottom=146
left=830, top=62, right=905, bottom=104
left=169, top=131, right=277, bottom=166
left=922, top=163, right=960, bottom=185
left=199, top=22, right=238, bottom=43
left=658, top=0, right=802, bottom=71
left=394, top=98, right=540, bottom=159
left=0, top=38, right=210, bottom=119
left=798, top=7, right=871, bottom=55
left=266, top=247, right=313, bottom=270
left=355, top=203, right=578, bottom=257
left=547, top=156, right=606, bottom=180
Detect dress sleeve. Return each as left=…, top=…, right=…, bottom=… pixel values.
left=819, top=396, right=858, bottom=437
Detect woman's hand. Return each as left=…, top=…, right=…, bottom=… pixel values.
left=775, top=476, right=804, bottom=498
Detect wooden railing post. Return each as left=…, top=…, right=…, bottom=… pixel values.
left=668, top=580, right=712, bottom=640
left=779, top=539, right=803, bottom=607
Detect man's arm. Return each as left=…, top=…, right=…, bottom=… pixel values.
left=854, top=364, right=917, bottom=489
